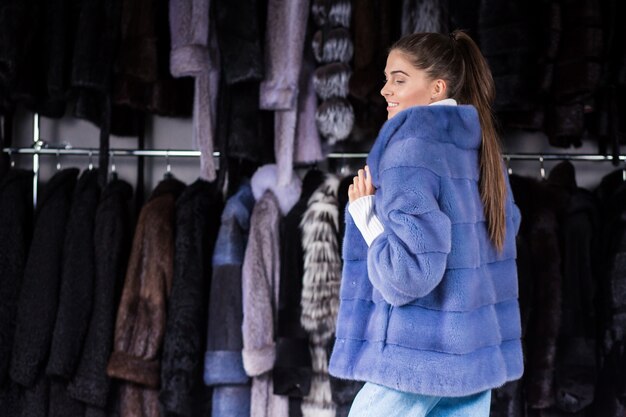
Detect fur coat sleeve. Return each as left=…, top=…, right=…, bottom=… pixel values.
left=106, top=179, right=184, bottom=389
left=367, top=139, right=452, bottom=307
left=259, top=0, right=310, bottom=110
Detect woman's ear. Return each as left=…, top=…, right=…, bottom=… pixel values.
left=430, top=79, right=448, bottom=101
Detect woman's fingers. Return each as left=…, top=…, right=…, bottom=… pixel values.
left=348, top=166, right=376, bottom=202
left=364, top=165, right=373, bottom=193
left=358, top=169, right=366, bottom=194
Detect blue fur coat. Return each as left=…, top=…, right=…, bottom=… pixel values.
left=328, top=105, right=524, bottom=397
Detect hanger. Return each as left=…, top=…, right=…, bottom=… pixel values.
left=88, top=151, right=94, bottom=171
left=109, top=151, right=118, bottom=181
left=539, top=155, right=546, bottom=179
left=56, top=149, right=62, bottom=171
left=8, top=149, right=14, bottom=168
left=163, top=150, right=174, bottom=179
left=506, top=156, right=512, bottom=175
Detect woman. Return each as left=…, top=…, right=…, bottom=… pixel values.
left=328, top=30, right=523, bottom=416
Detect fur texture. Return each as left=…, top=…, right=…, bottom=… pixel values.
left=250, top=164, right=302, bottom=215
left=10, top=168, right=79, bottom=388
left=312, top=28, right=354, bottom=64
left=300, top=175, right=341, bottom=417
left=260, top=0, right=311, bottom=186
left=259, top=0, right=310, bottom=110
left=311, top=0, right=352, bottom=27
left=214, top=0, right=264, bottom=85
left=242, top=182, right=297, bottom=417
left=46, top=169, right=101, bottom=379
left=67, top=179, right=133, bottom=408
left=159, top=180, right=223, bottom=417
left=113, top=0, right=193, bottom=116
left=273, top=169, right=326, bottom=398
left=107, top=178, right=185, bottom=389
left=329, top=105, right=523, bottom=397
left=509, top=173, right=567, bottom=410
left=169, top=0, right=220, bottom=181
left=315, top=97, right=355, bottom=144
left=313, top=63, right=351, bottom=100
left=294, top=50, right=324, bottom=165
left=205, top=183, right=255, bottom=417
left=401, top=0, right=446, bottom=35
left=0, top=169, right=32, bottom=386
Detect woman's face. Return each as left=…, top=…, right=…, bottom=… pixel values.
left=381, top=50, right=444, bottom=119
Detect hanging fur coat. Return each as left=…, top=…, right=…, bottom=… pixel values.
left=0, top=169, right=32, bottom=386
left=508, top=173, right=568, bottom=410
left=204, top=182, right=255, bottom=417
left=349, top=0, right=397, bottom=147
left=548, top=162, right=600, bottom=413
left=299, top=174, right=341, bottom=417
left=546, top=0, right=604, bottom=148
left=401, top=0, right=447, bottom=35
left=260, top=0, right=311, bottom=185
left=107, top=177, right=185, bottom=417
left=273, top=169, right=325, bottom=402
left=46, top=169, right=101, bottom=379
left=242, top=164, right=301, bottom=417
left=169, top=0, right=221, bottom=181
left=113, top=0, right=193, bottom=116
left=0, top=168, right=32, bottom=417
left=160, top=179, right=224, bottom=417
left=67, top=178, right=133, bottom=409
left=478, top=0, right=556, bottom=131
left=10, top=168, right=79, bottom=388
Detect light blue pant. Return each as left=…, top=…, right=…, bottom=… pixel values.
left=347, top=382, right=491, bottom=417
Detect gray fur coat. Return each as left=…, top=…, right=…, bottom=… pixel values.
left=242, top=165, right=301, bottom=417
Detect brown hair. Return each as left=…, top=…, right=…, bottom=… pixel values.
left=390, top=30, right=506, bottom=252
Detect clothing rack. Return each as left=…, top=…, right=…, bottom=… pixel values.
left=1, top=114, right=625, bottom=207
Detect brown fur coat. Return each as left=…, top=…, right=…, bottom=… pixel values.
left=107, top=178, right=185, bottom=417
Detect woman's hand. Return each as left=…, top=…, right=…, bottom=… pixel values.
left=348, top=165, right=376, bottom=203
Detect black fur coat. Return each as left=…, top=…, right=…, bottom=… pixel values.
left=159, top=179, right=223, bottom=417
left=0, top=169, right=33, bottom=386
left=9, top=168, right=79, bottom=388
left=67, top=178, right=133, bottom=409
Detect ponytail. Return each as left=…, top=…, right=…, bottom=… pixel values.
left=391, top=30, right=507, bottom=252
left=451, top=30, right=506, bottom=252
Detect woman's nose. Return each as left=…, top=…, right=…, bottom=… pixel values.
left=380, top=82, right=391, bottom=97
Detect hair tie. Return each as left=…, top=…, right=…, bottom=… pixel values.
left=449, top=32, right=457, bottom=41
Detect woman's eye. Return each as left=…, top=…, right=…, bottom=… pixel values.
left=394, top=80, right=405, bottom=85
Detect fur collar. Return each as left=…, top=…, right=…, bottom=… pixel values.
left=366, top=105, right=481, bottom=188
left=251, top=164, right=302, bottom=215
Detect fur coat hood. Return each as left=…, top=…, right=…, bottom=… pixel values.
left=329, top=105, right=523, bottom=397
left=250, top=164, right=302, bottom=215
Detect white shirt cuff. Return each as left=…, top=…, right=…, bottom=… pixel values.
left=348, top=195, right=385, bottom=246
